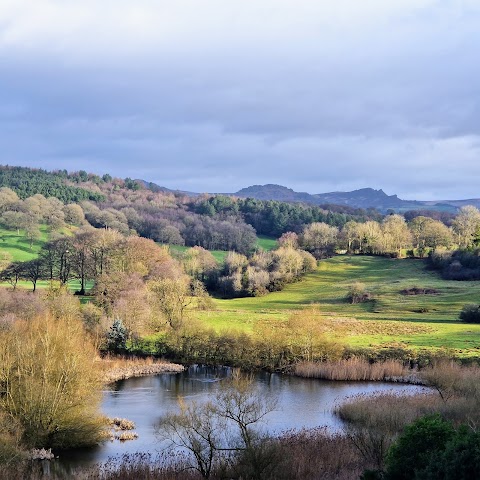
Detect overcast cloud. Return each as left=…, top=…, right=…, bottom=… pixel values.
left=0, top=0, right=479, bottom=199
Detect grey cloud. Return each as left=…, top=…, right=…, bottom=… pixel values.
left=0, top=1, right=480, bottom=200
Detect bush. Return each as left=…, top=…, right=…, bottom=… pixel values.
left=107, top=318, right=128, bottom=353
left=0, top=315, right=104, bottom=450
left=347, top=282, right=372, bottom=304
left=420, top=425, right=480, bottom=479
left=459, top=304, right=480, bottom=323
left=384, top=415, right=455, bottom=480
left=384, top=417, right=480, bottom=480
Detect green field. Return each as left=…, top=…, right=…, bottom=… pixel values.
left=168, top=244, right=229, bottom=263
left=0, top=225, right=85, bottom=291
left=197, top=256, right=480, bottom=358
left=256, top=235, right=278, bottom=251
left=4, top=224, right=479, bottom=357
left=169, top=236, right=278, bottom=264
left=0, top=225, right=50, bottom=262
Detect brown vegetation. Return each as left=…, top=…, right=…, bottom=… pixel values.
left=0, top=314, right=104, bottom=450
left=401, top=287, right=439, bottom=295
left=1, top=429, right=369, bottom=479
left=333, top=360, right=480, bottom=469
left=293, top=358, right=413, bottom=382
left=99, top=356, right=184, bottom=383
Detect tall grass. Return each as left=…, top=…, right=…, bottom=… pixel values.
left=3, top=429, right=368, bottom=480
left=293, top=358, right=413, bottom=382
left=334, top=361, right=480, bottom=469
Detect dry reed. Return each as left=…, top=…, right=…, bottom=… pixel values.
left=98, top=355, right=184, bottom=383
left=293, top=358, right=416, bottom=382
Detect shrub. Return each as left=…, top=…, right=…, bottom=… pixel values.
left=420, top=425, right=480, bottom=480
left=0, top=315, right=104, bottom=450
left=107, top=318, right=128, bottom=353
left=384, top=415, right=455, bottom=480
left=347, top=282, right=371, bottom=304
left=401, top=287, right=438, bottom=295
left=384, top=417, right=480, bottom=480
left=459, top=304, right=480, bottom=323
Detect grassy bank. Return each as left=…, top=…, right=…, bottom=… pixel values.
left=197, top=256, right=480, bottom=358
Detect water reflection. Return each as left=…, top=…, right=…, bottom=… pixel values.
left=59, top=365, right=428, bottom=470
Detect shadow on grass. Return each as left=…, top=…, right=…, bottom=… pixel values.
left=0, top=240, right=38, bottom=255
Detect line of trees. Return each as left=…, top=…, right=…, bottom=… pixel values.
left=82, top=199, right=258, bottom=254
left=0, top=226, right=213, bottom=337
left=192, top=194, right=382, bottom=237
left=284, top=206, right=480, bottom=260
left=0, top=187, right=86, bottom=245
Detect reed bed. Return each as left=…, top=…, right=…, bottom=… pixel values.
left=336, top=392, right=443, bottom=432
left=4, top=430, right=369, bottom=480
left=293, top=358, right=416, bottom=382
left=98, top=356, right=184, bottom=383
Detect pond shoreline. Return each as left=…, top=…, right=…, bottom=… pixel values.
left=56, top=365, right=429, bottom=471
left=291, top=359, right=425, bottom=385
left=102, top=360, right=185, bottom=383
left=101, top=356, right=426, bottom=387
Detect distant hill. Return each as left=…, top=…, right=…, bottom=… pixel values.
left=234, top=184, right=465, bottom=213
left=140, top=181, right=477, bottom=213
left=0, top=165, right=105, bottom=202
left=138, top=179, right=199, bottom=197
left=1, top=165, right=476, bottom=214
left=235, top=184, right=315, bottom=203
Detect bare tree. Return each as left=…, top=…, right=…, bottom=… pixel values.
left=157, top=373, right=277, bottom=479
left=158, top=399, right=222, bottom=479
left=452, top=205, right=480, bottom=248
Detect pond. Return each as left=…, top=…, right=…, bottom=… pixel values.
left=60, top=365, right=428, bottom=470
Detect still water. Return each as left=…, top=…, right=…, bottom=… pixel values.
left=61, top=365, right=428, bottom=469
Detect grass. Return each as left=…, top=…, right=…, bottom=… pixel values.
left=0, top=223, right=76, bottom=263
left=256, top=235, right=278, bottom=251
left=169, top=235, right=278, bottom=264
left=197, top=255, right=480, bottom=358
left=168, top=244, right=229, bottom=263
left=0, top=224, right=49, bottom=262
left=294, top=358, right=411, bottom=381
left=0, top=224, right=89, bottom=291
left=99, top=355, right=184, bottom=383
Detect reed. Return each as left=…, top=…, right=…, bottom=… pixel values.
left=98, top=355, right=184, bottom=383
left=293, top=358, right=414, bottom=382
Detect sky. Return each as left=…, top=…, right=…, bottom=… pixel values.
left=0, top=1, right=479, bottom=200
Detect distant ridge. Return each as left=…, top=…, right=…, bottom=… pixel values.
left=137, top=179, right=199, bottom=197
left=139, top=179, right=479, bottom=213
left=234, top=184, right=464, bottom=213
